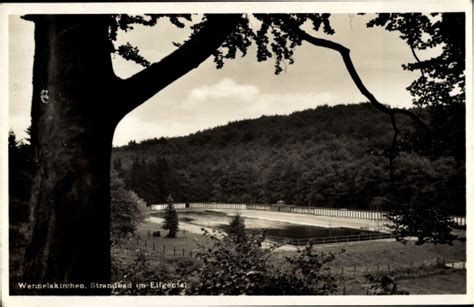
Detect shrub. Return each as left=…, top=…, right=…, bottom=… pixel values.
left=111, top=245, right=192, bottom=295
left=227, top=214, right=246, bottom=243
left=365, top=273, right=409, bottom=295
left=111, top=170, right=147, bottom=242
left=185, top=217, right=337, bottom=295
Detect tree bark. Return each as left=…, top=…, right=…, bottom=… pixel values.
left=21, top=15, right=119, bottom=295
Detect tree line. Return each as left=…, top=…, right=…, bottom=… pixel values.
left=113, top=103, right=465, bottom=216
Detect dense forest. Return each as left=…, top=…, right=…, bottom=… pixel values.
left=112, top=103, right=465, bottom=215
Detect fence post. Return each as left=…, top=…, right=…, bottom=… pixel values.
left=182, top=248, right=185, bottom=257
left=174, top=246, right=176, bottom=256
left=163, top=244, right=166, bottom=255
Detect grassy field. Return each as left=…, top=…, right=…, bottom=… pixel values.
left=113, top=218, right=466, bottom=295
left=311, top=238, right=464, bottom=269
left=275, top=237, right=466, bottom=295
left=397, top=268, right=466, bottom=294
left=335, top=266, right=466, bottom=295
left=119, top=220, right=213, bottom=258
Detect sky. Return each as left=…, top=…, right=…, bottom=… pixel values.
left=9, top=14, right=426, bottom=146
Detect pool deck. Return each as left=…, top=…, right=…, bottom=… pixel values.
left=147, top=210, right=420, bottom=251
left=205, top=208, right=391, bottom=232
left=149, top=208, right=391, bottom=233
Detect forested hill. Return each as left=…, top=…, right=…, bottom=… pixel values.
left=112, top=103, right=464, bottom=214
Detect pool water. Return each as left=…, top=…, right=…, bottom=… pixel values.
left=257, top=225, right=374, bottom=239
left=152, top=209, right=385, bottom=244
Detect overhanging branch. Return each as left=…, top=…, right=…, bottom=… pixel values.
left=296, top=28, right=431, bottom=134
left=410, top=45, right=426, bottom=78
left=115, top=14, right=242, bottom=119
left=389, top=113, right=401, bottom=181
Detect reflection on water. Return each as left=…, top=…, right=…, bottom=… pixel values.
left=257, top=225, right=376, bottom=239
left=218, top=223, right=378, bottom=239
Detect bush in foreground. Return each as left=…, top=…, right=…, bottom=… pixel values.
left=365, top=273, right=409, bottom=295
left=185, top=218, right=338, bottom=295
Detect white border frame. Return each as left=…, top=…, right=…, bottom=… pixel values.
left=1, top=1, right=472, bottom=306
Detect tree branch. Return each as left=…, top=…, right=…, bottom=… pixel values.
left=388, top=113, right=401, bottom=182
left=410, top=45, right=425, bottom=78
left=115, top=14, right=242, bottom=119
left=295, top=28, right=431, bottom=134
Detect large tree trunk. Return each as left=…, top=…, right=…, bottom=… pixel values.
left=20, top=15, right=119, bottom=295
left=15, top=13, right=241, bottom=295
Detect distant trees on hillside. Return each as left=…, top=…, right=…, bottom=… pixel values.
left=120, top=156, right=176, bottom=204
left=114, top=103, right=465, bottom=216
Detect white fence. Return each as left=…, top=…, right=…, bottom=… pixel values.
left=149, top=202, right=466, bottom=226
left=452, top=215, right=466, bottom=226
left=288, top=207, right=385, bottom=220
left=150, top=203, right=188, bottom=210
left=191, top=203, right=247, bottom=210
left=150, top=203, right=247, bottom=211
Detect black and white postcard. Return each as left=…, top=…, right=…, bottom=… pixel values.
left=1, top=1, right=472, bottom=306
